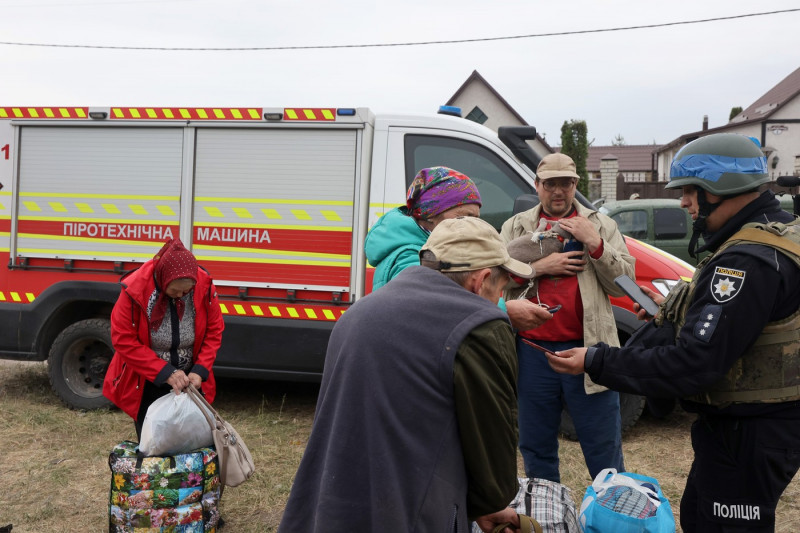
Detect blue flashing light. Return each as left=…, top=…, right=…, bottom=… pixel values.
left=337, top=108, right=356, bottom=116
left=438, top=105, right=462, bottom=117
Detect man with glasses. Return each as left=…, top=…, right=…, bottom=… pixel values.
left=500, top=152, right=635, bottom=483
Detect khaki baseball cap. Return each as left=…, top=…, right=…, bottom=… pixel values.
left=536, top=153, right=580, bottom=180
left=420, top=217, right=534, bottom=278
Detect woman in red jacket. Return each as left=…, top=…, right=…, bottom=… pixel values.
left=103, top=238, right=224, bottom=439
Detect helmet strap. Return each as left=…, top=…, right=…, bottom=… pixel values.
left=688, top=188, right=723, bottom=259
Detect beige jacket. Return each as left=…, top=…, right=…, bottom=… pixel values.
left=500, top=200, right=635, bottom=393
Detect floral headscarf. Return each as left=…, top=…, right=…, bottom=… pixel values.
left=406, top=167, right=481, bottom=220
left=149, top=238, right=198, bottom=331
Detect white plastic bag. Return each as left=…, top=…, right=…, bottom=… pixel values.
left=139, top=391, right=214, bottom=456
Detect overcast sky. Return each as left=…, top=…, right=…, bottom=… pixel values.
left=2, top=0, right=799, bottom=146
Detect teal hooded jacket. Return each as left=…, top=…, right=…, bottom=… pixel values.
left=364, top=207, right=428, bottom=291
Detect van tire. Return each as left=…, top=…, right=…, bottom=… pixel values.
left=559, top=392, right=646, bottom=441
left=48, top=319, right=114, bottom=410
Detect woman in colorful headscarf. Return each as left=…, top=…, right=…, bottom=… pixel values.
left=365, top=166, right=482, bottom=291
left=103, top=238, right=224, bottom=439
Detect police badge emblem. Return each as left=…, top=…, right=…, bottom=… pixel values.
left=710, top=266, right=745, bottom=303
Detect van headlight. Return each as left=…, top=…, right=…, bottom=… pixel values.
left=651, top=279, right=678, bottom=297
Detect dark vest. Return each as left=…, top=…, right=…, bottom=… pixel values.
left=663, top=220, right=800, bottom=407
left=278, top=266, right=509, bottom=533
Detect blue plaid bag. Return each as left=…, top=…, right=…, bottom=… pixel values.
left=579, top=468, right=675, bottom=533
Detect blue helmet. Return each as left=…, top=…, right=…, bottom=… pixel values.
left=666, top=133, right=769, bottom=196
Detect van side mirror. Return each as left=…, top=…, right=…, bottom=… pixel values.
left=513, top=194, right=540, bottom=215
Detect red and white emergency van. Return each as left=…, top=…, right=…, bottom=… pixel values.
left=0, top=105, right=692, bottom=430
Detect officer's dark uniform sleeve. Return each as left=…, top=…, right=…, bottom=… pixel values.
left=586, top=246, right=800, bottom=398
left=453, top=319, right=519, bottom=520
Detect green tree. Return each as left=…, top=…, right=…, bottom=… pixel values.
left=560, top=119, right=589, bottom=196
left=729, top=106, right=743, bottom=121
left=612, top=134, right=626, bottom=146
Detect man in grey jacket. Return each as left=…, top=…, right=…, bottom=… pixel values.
left=278, top=216, right=534, bottom=533
left=501, top=152, right=635, bottom=483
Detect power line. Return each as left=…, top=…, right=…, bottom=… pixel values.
left=0, top=8, right=797, bottom=51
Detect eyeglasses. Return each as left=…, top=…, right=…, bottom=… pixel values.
left=539, top=178, right=577, bottom=192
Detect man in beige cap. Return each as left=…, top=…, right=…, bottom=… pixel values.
left=500, top=152, right=635, bottom=484
left=280, top=216, right=534, bottom=533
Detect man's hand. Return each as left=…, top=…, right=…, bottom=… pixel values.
left=166, top=369, right=190, bottom=394
left=506, top=299, right=553, bottom=331
left=557, top=215, right=602, bottom=253
left=545, top=347, right=588, bottom=375
left=634, top=285, right=665, bottom=321
left=533, top=250, right=585, bottom=277
left=475, top=508, right=519, bottom=533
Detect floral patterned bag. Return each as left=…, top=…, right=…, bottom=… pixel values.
left=108, top=440, right=222, bottom=532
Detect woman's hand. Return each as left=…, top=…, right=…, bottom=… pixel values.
left=166, top=369, right=190, bottom=394
left=187, top=372, right=203, bottom=390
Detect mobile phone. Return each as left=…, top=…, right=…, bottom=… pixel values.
left=614, top=274, right=660, bottom=317
left=520, top=338, right=558, bottom=356
left=547, top=304, right=562, bottom=314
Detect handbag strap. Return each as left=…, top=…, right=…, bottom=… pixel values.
left=186, top=384, right=220, bottom=433
left=591, top=468, right=661, bottom=506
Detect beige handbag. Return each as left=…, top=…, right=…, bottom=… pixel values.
left=187, top=384, right=255, bottom=487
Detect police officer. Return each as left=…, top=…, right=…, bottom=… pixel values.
left=546, top=133, right=800, bottom=532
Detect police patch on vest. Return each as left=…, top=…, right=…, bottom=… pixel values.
left=710, top=266, right=745, bottom=303
left=694, top=304, right=721, bottom=342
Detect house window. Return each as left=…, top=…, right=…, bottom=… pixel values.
left=465, top=106, right=488, bottom=125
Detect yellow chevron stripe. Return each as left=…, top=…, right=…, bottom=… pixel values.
left=261, top=209, right=281, bottom=219
left=291, top=209, right=311, bottom=220
left=219, top=303, right=229, bottom=314
left=22, top=201, right=41, bottom=212
left=129, top=205, right=148, bottom=215
left=269, top=306, right=281, bottom=317
left=204, top=206, right=224, bottom=218
left=102, top=204, right=121, bottom=214
left=252, top=305, right=264, bottom=316
left=49, top=202, right=68, bottom=212
left=323, top=310, right=335, bottom=320
left=287, top=307, right=299, bottom=318
left=232, top=207, right=252, bottom=218
left=19, top=216, right=179, bottom=225
left=234, top=304, right=246, bottom=315
left=195, top=197, right=352, bottom=205
left=320, top=210, right=342, bottom=221
left=193, top=222, right=350, bottom=231
left=304, top=309, right=317, bottom=319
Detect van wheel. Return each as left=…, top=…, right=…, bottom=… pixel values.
left=48, top=319, right=113, bottom=410
left=559, top=392, right=646, bottom=441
